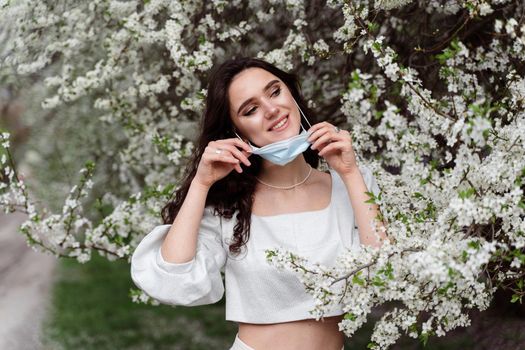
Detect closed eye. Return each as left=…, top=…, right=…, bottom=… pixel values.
left=243, top=86, right=282, bottom=116
left=245, top=107, right=256, bottom=116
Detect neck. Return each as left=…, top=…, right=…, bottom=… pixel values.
left=257, top=155, right=311, bottom=187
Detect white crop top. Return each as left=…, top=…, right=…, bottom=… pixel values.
left=130, top=165, right=381, bottom=324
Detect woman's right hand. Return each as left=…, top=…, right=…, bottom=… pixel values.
left=193, top=138, right=253, bottom=188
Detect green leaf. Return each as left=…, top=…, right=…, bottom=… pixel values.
left=367, top=21, right=379, bottom=33
left=344, top=312, right=357, bottom=321
left=352, top=271, right=365, bottom=286
left=384, top=262, right=394, bottom=279
left=448, top=267, right=458, bottom=277
left=370, top=85, right=379, bottom=103
left=467, top=240, right=480, bottom=250
left=365, top=191, right=377, bottom=204
left=84, top=160, right=96, bottom=172
left=419, top=331, right=431, bottom=346
left=409, top=323, right=418, bottom=333
left=458, top=187, right=476, bottom=199
left=437, top=281, right=454, bottom=296
left=510, top=294, right=522, bottom=303
left=351, top=70, right=360, bottom=82
left=265, top=250, right=277, bottom=260
left=367, top=341, right=378, bottom=349
left=517, top=279, right=524, bottom=290
left=461, top=250, right=468, bottom=263
left=372, top=275, right=385, bottom=286
left=373, top=110, right=384, bottom=120
left=413, top=192, right=425, bottom=199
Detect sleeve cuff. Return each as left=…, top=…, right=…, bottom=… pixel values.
left=155, top=247, right=196, bottom=274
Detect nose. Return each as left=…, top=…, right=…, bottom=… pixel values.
left=261, top=99, right=279, bottom=119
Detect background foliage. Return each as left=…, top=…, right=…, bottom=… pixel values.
left=1, top=0, right=524, bottom=348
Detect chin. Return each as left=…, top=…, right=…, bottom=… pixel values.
left=272, top=129, right=295, bottom=142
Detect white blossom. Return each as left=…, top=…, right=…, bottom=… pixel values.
left=1, top=1, right=524, bottom=348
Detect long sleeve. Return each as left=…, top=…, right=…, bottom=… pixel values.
left=130, top=206, right=227, bottom=306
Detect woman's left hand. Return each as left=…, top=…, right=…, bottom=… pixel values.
left=307, top=122, right=358, bottom=176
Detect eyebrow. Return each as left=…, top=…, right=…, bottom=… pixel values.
left=236, top=79, right=280, bottom=116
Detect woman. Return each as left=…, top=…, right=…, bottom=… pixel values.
left=131, top=57, right=388, bottom=350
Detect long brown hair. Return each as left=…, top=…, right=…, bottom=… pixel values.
left=161, top=57, right=321, bottom=254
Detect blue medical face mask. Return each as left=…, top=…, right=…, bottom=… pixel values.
left=234, top=97, right=313, bottom=166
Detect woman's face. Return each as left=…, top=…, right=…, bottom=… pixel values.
left=228, top=67, right=301, bottom=148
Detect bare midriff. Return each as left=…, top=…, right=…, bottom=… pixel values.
left=237, top=315, right=344, bottom=350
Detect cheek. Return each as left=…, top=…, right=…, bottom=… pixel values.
left=236, top=116, right=264, bottom=138
left=250, top=117, right=266, bottom=134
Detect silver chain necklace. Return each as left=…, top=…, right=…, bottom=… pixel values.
left=254, top=164, right=313, bottom=190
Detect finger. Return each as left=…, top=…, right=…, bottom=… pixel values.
left=305, top=122, right=326, bottom=139
left=219, top=138, right=252, bottom=154
left=308, top=121, right=330, bottom=134
left=208, top=149, right=244, bottom=171
left=204, top=148, right=240, bottom=164
left=236, top=138, right=253, bottom=154
left=342, top=130, right=353, bottom=143
left=205, top=145, right=231, bottom=156
left=307, top=123, right=333, bottom=143
left=318, top=141, right=346, bottom=156
left=306, top=127, right=321, bottom=143
left=311, top=130, right=338, bottom=150
left=315, top=141, right=330, bottom=153
left=211, top=143, right=251, bottom=166
left=306, top=123, right=319, bottom=136
left=205, top=144, right=237, bottom=157
left=213, top=154, right=240, bottom=164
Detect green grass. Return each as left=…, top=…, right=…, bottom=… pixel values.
left=42, top=253, right=237, bottom=350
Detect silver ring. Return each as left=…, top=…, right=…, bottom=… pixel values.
left=334, top=126, right=340, bottom=133
left=214, top=148, right=223, bottom=154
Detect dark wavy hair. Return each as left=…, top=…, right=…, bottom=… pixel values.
left=161, top=57, right=321, bottom=254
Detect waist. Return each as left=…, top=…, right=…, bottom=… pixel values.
left=237, top=315, right=344, bottom=350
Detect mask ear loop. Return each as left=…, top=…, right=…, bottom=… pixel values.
left=234, top=130, right=256, bottom=149
left=294, top=97, right=329, bottom=170
left=292, top=97, right=312, bottom=132
left=234, top=130, right=245, bottom=142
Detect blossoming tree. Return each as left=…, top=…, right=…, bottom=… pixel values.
left=1, top=0, right=524, bottom=348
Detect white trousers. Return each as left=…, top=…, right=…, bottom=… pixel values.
left=229, top=334, right=254, bottom=350
left=229, top=333, right=344, bottom=350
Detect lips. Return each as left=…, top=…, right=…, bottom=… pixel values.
left=268, top=115, right=289, bottom=131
